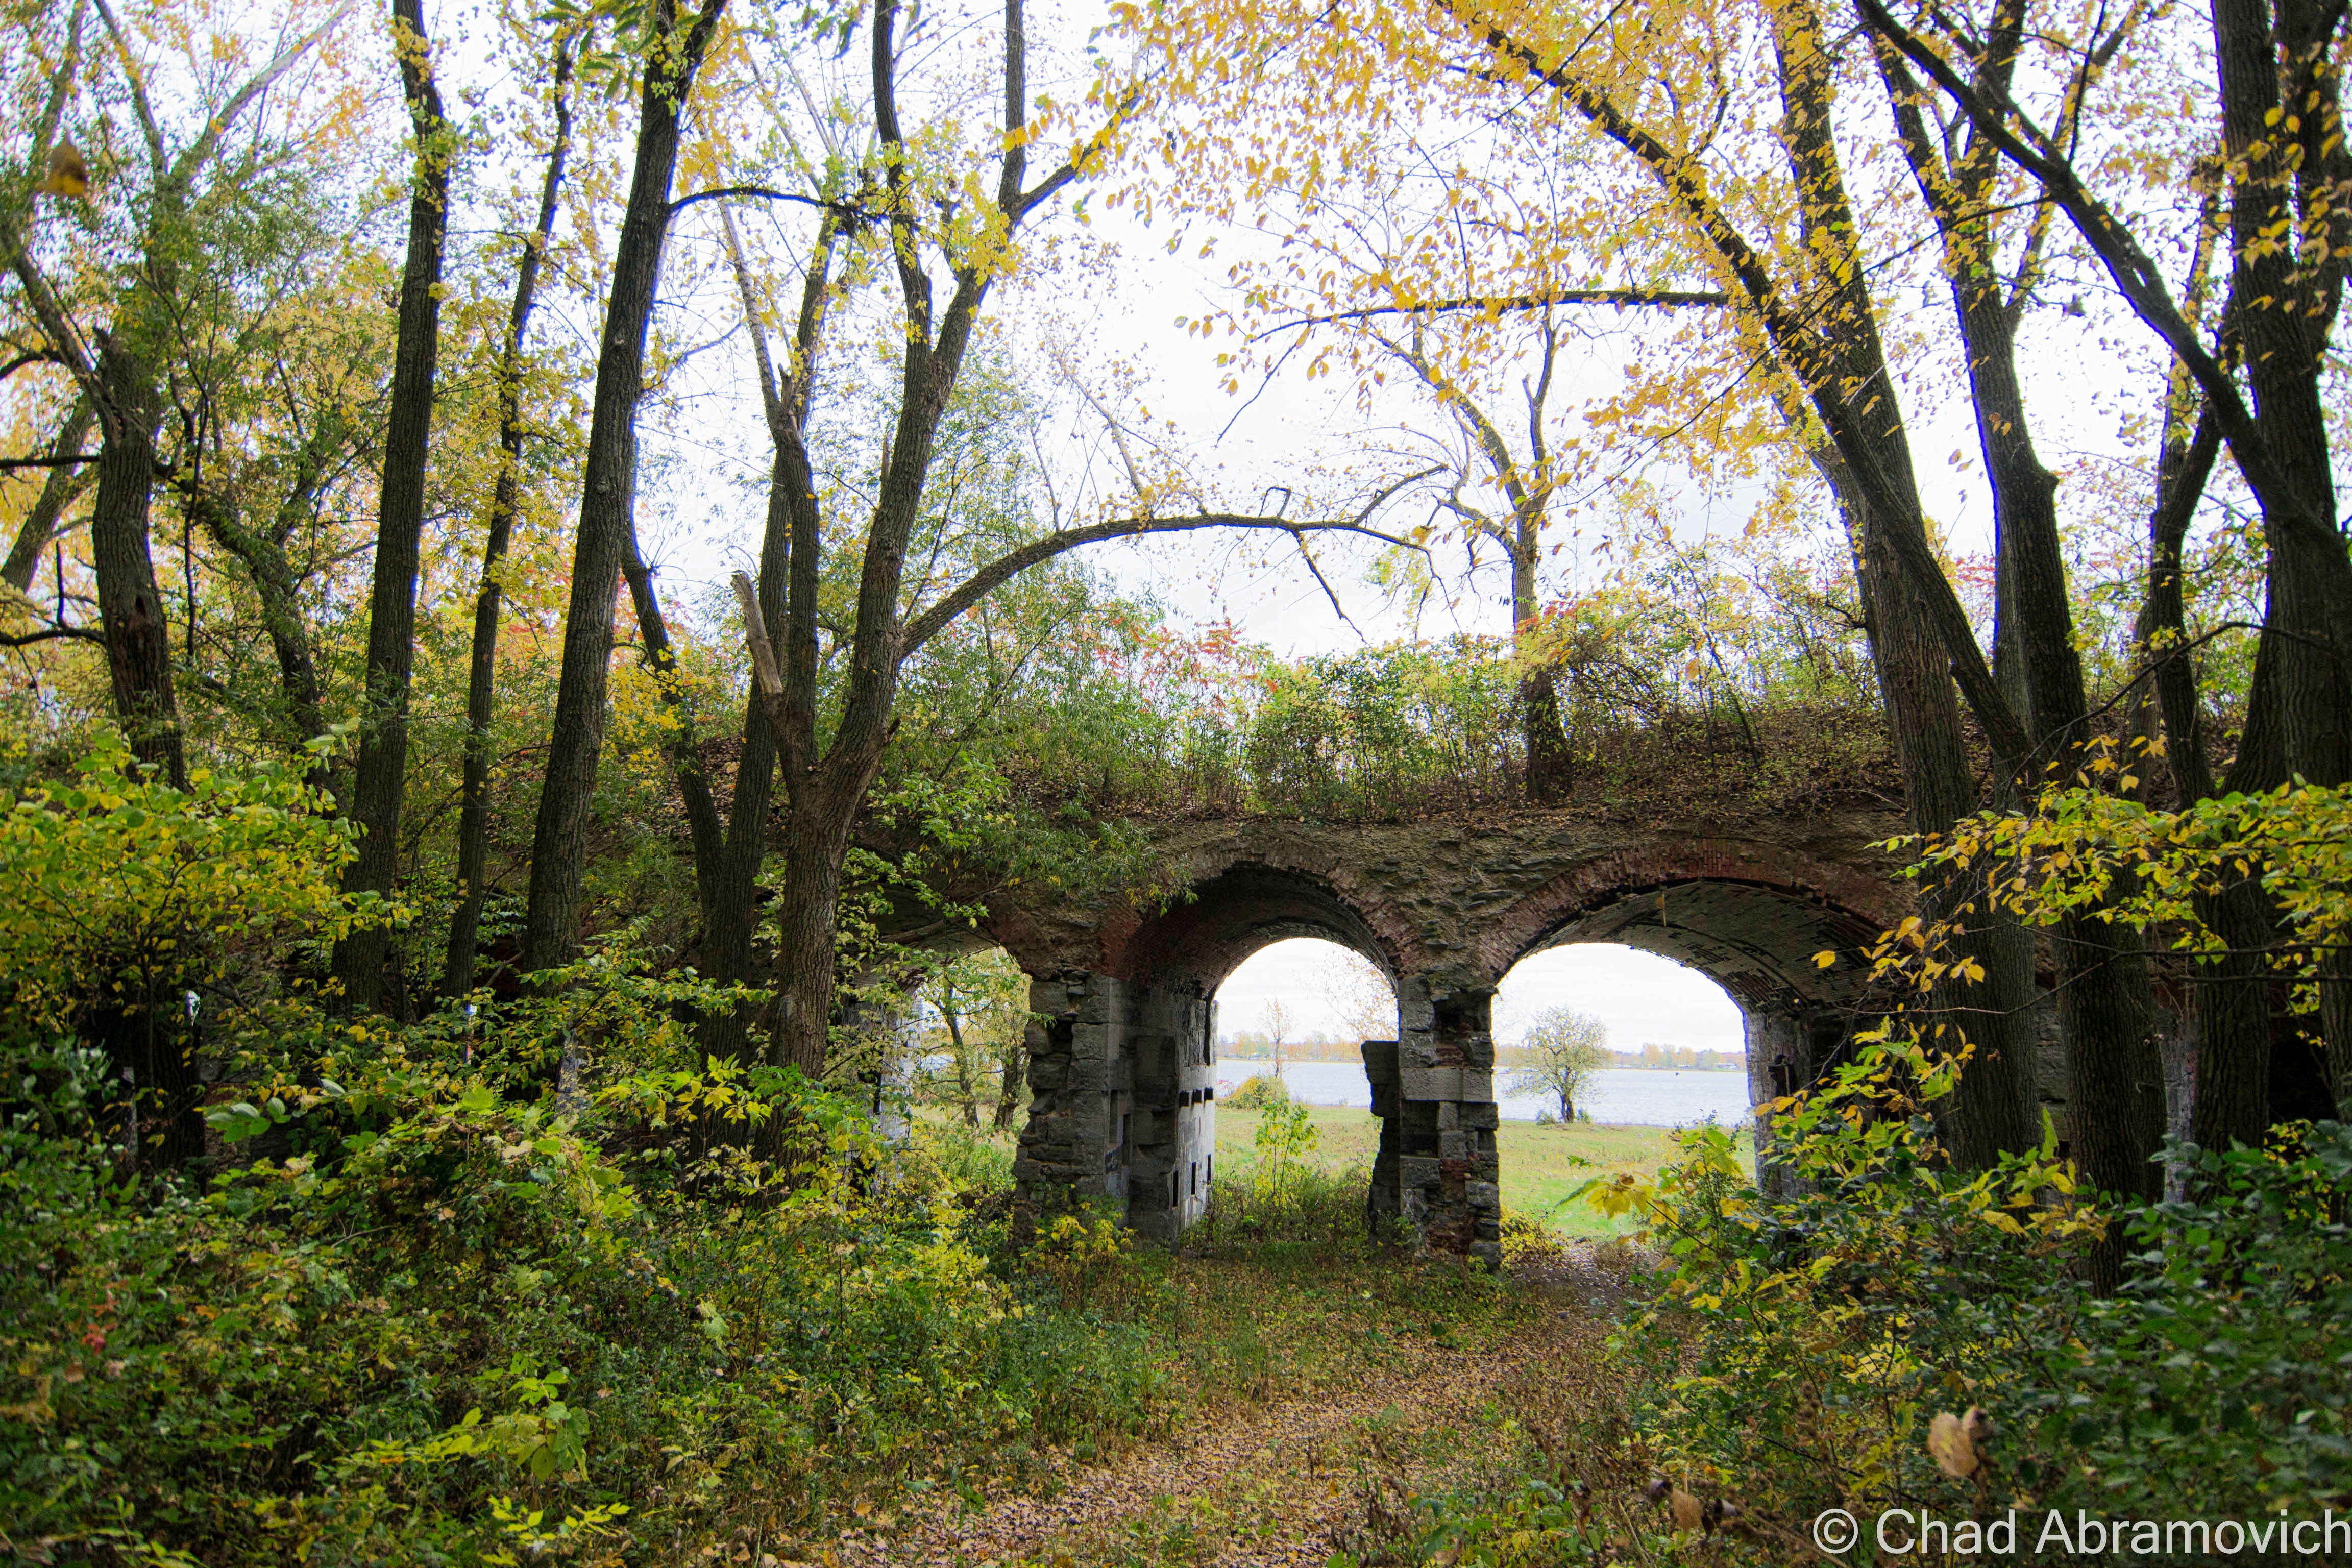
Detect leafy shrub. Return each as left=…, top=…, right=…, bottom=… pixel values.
left=1225, top=1072, right=1289, bottom=1108
left=1396, top=1039, right=2352, bottom=1562
left=1606, top=1042, right=2350, bottom=1526
left=0, top=751, right=1180, bottom=1565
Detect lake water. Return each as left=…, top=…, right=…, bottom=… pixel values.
left=1216, top=1057, right=1755, bottom=1128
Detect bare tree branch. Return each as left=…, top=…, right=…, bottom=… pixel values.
left=1249, top=287, right=1728, bottom=342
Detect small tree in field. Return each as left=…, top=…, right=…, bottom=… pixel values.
left=1262, top=998, right=1294, bottom=1075
left=1512, top=1006, right=1609, bottom=1122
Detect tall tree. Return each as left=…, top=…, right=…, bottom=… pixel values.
left=3, top=0, right=352, bottom=788
left=444, top=31, right=577, bottom=998
left=603, top=0, right=1425, bottom=1082
left=1865, top=0, right=2168, bottom=1197
left=334, top=0, right=454, bottom=1013
left=1858, top=0, right=2352, bottom=1130
left=519, top=0, right=728, bottom=975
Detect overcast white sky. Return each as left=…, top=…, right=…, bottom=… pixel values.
left=1213, top=937, right=1746, bottom=1055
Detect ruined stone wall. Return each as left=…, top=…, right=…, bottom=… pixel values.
left=1010, top=971, right=1215, bottom=1243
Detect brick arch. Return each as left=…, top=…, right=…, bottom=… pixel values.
left=1481, top=841, right=1908, bottom=1010
left=1090, top=856, right=1415, bottom=997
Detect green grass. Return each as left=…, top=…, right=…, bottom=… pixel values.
left=1212, top=1105, right=1752, bottom=1239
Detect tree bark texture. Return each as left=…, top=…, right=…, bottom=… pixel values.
left=444, top=42, right=574, bottom=999
left=2211, top=0, right=2352, bottom=1116
left=521, top=0, right=726, bottom=974
left=335, top=0, right=451, bottom=1014
left=90, top=333, right=184, bottom=788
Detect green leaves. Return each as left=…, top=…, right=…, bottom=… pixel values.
left=0, top=738, right=388, bottom=1034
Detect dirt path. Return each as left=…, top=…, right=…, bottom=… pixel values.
left=826, top=1260, right=1620, bottom=1568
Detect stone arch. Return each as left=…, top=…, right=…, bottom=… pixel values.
left=1103, top=859, right=1408, bottom=997
left=1487, top=847, right=1906, bottom=1195
left=1480, top=841, right=1906, bottom=1000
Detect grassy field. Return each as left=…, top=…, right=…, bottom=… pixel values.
left=1211, top=1103, right=1751, bottom=1239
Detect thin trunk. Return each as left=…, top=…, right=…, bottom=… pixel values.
left=445, top=39, right=573, bottom=999
left=993, top=1030, right=1024, bottom=1129
left=521, top=0, right=726, bottom=974
left=695, top=207, right=841, bottom=1063
left=2147, top=410, right=2276, bottom=1153
left=89, top=333, right=183, bottom=788
left=944, top=984, right=977, bottom=1126
left=1513, top=528, right=1573, bottom=803
left=619, top=531, right=726, bottom=894
left=1521, top=668, right=1573, bottom=803
left=3, top=393, right=93, bottom=592
left=697, top=459, right=793, bottom=1058
left=336, top=0, right=451, bottom=1014
left=177, top=470, right=327, bottom=755
left=1949, top=257, right=2162, bottom=1207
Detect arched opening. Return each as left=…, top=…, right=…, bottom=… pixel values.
left=1494, top=945, right=1748, bottom=1126
left=1006, top=862, right=1407, bottom=1241
left=1500, top=877, right=1888, bottom=1194
left=1214, top=935, right=1399, bottom=1100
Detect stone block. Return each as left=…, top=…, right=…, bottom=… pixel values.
left=1400, top=1066, right=1462, bottom=1100
left=1466, top=1180, right=1499, bottom=1213
left=1436, top=1101, right=1459, bottom=1130
left=1438, top=1128, right=1469, bottom=1160
left=1458, top=1071, right=1495, bottom=1104
left=1400, top=1155, right=1442, bottom=1193
left=1460, top=1103, right=1499, bottom=1130
left=1360, top=1039, right=1398, bottom=1083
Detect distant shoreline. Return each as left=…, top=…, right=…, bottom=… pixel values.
left=1217, top=1052, right=1748, bottom=1074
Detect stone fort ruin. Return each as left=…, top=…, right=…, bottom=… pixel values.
left=883, top=805, right=1976, bottom=1268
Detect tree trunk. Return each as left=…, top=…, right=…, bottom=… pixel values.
left=1521, top=667, right=1574, bottom=804
left=3, top=392, right=92, bottom=592
left=1559, top=1089, right=1573, bottom=1121
left=445, top=39, right=573, bottom=1000
left=766, top=782, right=863, bottom=1074
left=1509, top=492, right=1573, bottom=804
left=521, top=0, right=725, bottom=975
left=89, top=333, right=183, bottom=788
left=335, top=0, right=451, bottom=1014
left=1949, top=277, right=2163, bottom=1207
left=1759, top=6, right=2038, bottom=1169
left=944, top=984, right=977, bottom=1126
left=2210, top=0, right=2352, bottom=1114
left=993, top=1030, right=1024, bottom=1129
left=2140, top=411, right=2277, bottom=1153
left=693, top=462, right=792, bottom=1058
left=180, top=475, right=328, bottom=758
